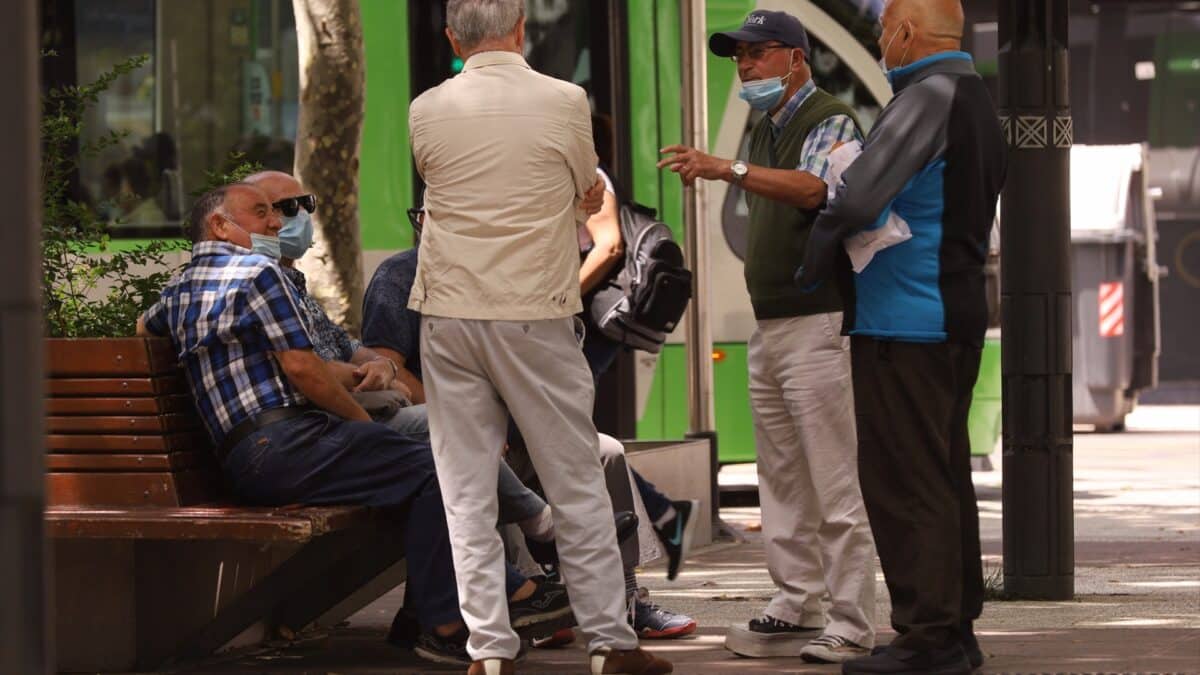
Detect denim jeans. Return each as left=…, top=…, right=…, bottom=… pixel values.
left=222, top=409, right=462, bottom=630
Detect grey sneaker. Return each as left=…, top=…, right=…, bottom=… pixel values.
left=799, top=633, right=869, bottom=663
left=723, top=615, right=823, bottom=658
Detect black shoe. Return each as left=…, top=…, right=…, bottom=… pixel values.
left=653, top=499, right=699, bottom=580
left=842, top=644, right=971, bottom=675
left=724, top=614, right=823, bottom=658
left=509, top=578, right=576, bottom=638
left=385, top=608, right=420, bottom=649
left=615, top=510, right=639, bottom=542
left=961, top=623, right=984, bottom=669
left=525, top=510, right=639, bottom=566
left=412, top=627, right=471, bottom=666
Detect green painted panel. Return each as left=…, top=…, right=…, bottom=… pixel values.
left=637, top=342, right=757, bottom=464
left=654, top=1, right=684, bottom=241
left=628, top=0, right=662, bottom=215
left=712, top=342, right=756, bottom=463
left=706, top=1, right=756, bottom=147
left=968, top=337, right=1002, bottom=457
left=359, top=0, right=412, bottom=251
left=661, top=345, right=690, bottom=439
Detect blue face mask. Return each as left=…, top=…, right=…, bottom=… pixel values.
left=279, top=211, right=314, bottom=260
left=249, top=233, right=282, bottom=260
left=738, top=73, right=791, bottom=111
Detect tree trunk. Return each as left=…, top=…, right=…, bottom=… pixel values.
left=292, top=0, right=365, bottom=334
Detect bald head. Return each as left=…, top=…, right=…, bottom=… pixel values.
left=880, top=0, right=964, bottom=69
left=244, top=170, right=303, bottom=203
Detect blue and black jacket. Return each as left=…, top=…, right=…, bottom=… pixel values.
left=795, top=52, right=1007, bottom=347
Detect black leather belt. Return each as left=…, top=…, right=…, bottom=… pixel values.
left=215, top=406, right=313, bottom=463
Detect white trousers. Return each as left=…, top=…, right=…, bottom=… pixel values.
left=748, top=312, right=877, bottom=647
left=421, top=316, right=639, bottom=660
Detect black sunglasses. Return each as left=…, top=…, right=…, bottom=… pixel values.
left=407, top=207, right=425, bottom=231
left=272, top=194, right=317, bottom=217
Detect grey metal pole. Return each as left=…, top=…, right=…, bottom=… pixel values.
left=680, top=0, right=720, bottom=522
left=0, top=0, right=49, bottom=671
left=680, top=0, right=715, bottom=434
left=997, top=0, right=1075, bottom=600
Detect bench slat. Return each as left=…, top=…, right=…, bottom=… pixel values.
left=46, top=395, right=195, bottom=416
left=46, top=338, right=179, bottom=377
left=45, top=505, right=372, bottom=542
left=46, top=376, right=188, bottom=397
left=47, top=414, right=200, bottom=434
left=46, top=432, right=210, bottom=453
left=46, top=470, right=222, bottom=507
left=46, top=452, right=205, bottom=472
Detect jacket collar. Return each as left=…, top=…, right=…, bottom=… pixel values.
left=463, top=50, right=530, bottom=71
left=888, top=50, right=974, bottom=91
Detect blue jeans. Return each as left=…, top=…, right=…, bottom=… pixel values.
left=222, top=409, right=462, bottom=630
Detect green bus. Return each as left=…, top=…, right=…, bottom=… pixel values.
left=47, top=0, right=1016, bottom=462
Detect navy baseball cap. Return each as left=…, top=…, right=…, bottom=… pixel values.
left=709, top=10, right=811, bottom=58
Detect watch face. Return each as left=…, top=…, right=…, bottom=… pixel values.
left=733, top=161, right=748, bottom=178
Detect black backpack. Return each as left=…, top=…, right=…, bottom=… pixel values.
left=588, top=201, right=693, bottom=353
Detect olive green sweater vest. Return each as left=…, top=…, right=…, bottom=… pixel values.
left=744, top=88, right=860, bottom=320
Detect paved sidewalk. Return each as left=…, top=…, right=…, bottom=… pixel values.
left=178, top=408, right=1200, bottom=673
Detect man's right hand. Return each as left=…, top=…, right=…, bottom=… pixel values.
left=276, top=349, right=371, bottom=422
left=579, top=177, right=606, bottom=216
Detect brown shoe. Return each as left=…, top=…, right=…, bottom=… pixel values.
left=589, top=647, right=673, bottom=674
left=467, top=658, right=515, bottom=675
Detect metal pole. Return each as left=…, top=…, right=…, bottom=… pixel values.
left=997, top=0, right=1075, bottom=600
left=680, top=0, right=720, bottom=522
left=0, top=0, right=49, bottom=672
left=680, top=0, right=715, bottom=434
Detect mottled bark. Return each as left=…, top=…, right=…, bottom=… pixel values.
left=292, top=0, right=365, bottom=334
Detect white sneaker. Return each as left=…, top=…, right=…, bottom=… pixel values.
left=799, top=633, right=870, bottom=663
left=723, top=615, right=823, bottom=658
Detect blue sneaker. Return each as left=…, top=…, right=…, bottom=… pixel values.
left=631, top=589, right=697, bottom=639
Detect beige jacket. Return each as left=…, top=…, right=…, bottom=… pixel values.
left=407, top=51, right=598, bottom=320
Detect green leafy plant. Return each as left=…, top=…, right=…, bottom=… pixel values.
left=192, top=151, right=263, bottom=197
left=41, top=52, right=187, bottom=338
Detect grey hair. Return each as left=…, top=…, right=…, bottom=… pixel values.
left=187, top=185, right=234, bottom=243
left=446, top=0, right=524, bottom=51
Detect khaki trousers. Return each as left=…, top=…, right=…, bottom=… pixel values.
left=421, top=316, right=639, bottom=660
left=748, top=312, right=877, bottom=647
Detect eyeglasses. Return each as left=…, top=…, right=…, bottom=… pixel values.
left=406, top=207, right=425, bottom=231
left=730, top=43, right=790, bottom=63
left=272, top=194, right=317, bottom=217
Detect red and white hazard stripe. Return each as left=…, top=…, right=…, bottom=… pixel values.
left=1098, top=281, right=1124, bottom=338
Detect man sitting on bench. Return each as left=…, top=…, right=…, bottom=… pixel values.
left=135, top=183, right=520, bottom=666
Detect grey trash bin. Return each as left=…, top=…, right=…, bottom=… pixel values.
left=1069, top=145, right=1162, bottom=432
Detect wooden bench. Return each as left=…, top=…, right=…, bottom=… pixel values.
left=45, top=338, right=406, bottom=672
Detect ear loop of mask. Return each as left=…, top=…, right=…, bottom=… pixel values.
left=884, top=21, right=913, bottom=70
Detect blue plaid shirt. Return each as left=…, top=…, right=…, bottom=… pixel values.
left=143, top=241, right=314, bottom=443
left=770, top=79, right=863, bottom=181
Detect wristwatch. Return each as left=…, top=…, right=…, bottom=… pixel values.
left=730, top=160, right=749, bottom=184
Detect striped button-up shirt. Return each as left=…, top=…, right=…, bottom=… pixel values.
left=142, top=241, right=313, bottom=443
left=770, top=79, right=863, bottom=182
